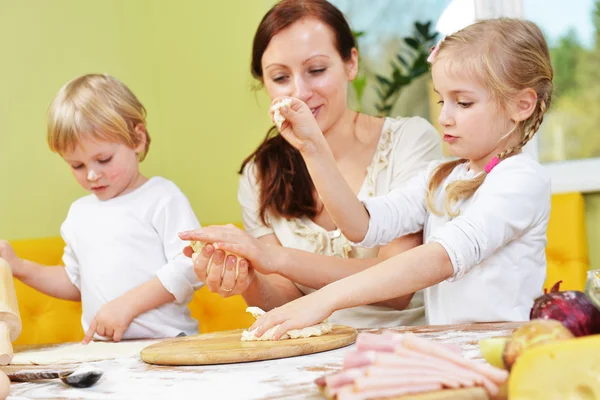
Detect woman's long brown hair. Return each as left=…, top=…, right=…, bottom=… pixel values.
left=241, top=0, right=356, bottom=224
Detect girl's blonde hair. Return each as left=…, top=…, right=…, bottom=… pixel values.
left=426, top=18, right=553, bottom=217
left=47, top=74, right=150, bottom=161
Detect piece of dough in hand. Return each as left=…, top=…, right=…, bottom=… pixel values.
left=190, top=241, right=240, bottom=276
left=272, top=98, right=292, bottom=129
left=241, top=306, right=332, bottom=341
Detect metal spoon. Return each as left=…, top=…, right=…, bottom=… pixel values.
left=7, top=366, right=103, bottom=388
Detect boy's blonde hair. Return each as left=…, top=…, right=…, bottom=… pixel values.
left=426, top=18, right=553, bottom=217
left=47, top=74, right=150, bottom=161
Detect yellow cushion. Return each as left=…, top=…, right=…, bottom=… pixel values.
left=9, top=236, right=253, bottom=345
left=10, top=237, right=83, bottom=345
left=544, top=192, right=589, bottom=291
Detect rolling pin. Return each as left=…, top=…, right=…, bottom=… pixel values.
left=0, top=258, right=22, bottom=365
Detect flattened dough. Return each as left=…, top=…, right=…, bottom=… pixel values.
left=11, top=340, right=157, bottom=365
left=241, top=306, right=332, bottom=341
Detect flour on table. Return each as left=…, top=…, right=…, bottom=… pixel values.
left=11, top=340, right=158, bottom=365
left=241, top=306, right=332, bottom=341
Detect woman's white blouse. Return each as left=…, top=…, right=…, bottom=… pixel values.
left=238, top=117, right=443, bottom=328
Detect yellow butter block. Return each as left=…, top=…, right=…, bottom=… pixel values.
left=509, top=334, right=600, bottom=400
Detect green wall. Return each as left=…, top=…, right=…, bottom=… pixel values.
left=0, top=1, right=272, bottom=239
left=2, top=1, right=599, bottom=271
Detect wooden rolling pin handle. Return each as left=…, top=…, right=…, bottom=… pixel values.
left=0, top=321, right=13, bottom=366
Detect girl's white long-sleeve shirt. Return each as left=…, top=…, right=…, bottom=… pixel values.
left=356, top=154, right=551, bottom=325
left=61, top=177, right=202, bottom=339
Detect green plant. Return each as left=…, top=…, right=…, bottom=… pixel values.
left=375, top=21, right=438, bottom=116
left=351, top=30, right=368, bottom=113
left=357, top=21, right=438, bottom=117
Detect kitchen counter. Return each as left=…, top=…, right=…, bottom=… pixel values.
left=2, top=322, right=521, bottom=400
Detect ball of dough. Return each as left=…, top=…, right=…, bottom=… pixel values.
left=190, top=241, right=240, bottom=277
left=272, top=98, right=292, bottom=128
left=0, top=370, right=10, bottom=400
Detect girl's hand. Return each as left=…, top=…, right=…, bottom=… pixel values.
left=0, top=240, right=23, bottom=278
left=83, top=297, right=135, bottom=343
left=180, top=225, right=283, bottom=277
left=249, top=291, right=336, bottom=340
left=183, top=240, right=255, bottom=297
left=270, top=97, right=325, bottom=155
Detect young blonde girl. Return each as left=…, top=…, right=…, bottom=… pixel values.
left=187, top=18, right=554, bottom=338
left=0, top=74, right=202, bottom=342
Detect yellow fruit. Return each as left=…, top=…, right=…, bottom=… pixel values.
left=478, top=337, right=510, bottom=369
left=503, top=319, right=573, bottom=370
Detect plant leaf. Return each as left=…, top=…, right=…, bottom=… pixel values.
left=404, top=37, right=420, bottom=50
left=396, top=54, right=410, bottom=69
left=352, top=76, right=368, bottom=101
left=375, top=74, right=391, bottom=86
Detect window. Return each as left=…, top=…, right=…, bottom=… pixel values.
left=336, top=0, right=600, bottom=193
left=524, top=0, right=600, bottom=193
left=330, top=0, right=452, bottom=119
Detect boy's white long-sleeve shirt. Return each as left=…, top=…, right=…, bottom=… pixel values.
left=356, top=154, right=551, bottom=325
left=61, top=177, right=202, bottom=339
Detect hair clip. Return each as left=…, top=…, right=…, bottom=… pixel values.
left=484, top=157, right=500, bottom=173
left=427, top=36, right=446, bottom=64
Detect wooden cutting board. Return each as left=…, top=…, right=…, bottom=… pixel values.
left=392, top=387, right=488, bottom=399
left=386, top=384, right=506, bottom=400
left=140, top=325, right=357, bottom=366
left=386, top=386, right=506, bottom=400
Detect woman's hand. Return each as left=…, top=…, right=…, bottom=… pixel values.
left=183, top=241, right=254, bottom=297
left=179, top=225, right=285, bottom=295
left=249, top=290, right=336, bottom=340
left=270, top=97, right=325, bottom=155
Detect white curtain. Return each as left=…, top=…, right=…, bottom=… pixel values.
left=474, top=0, right=523, bottom=19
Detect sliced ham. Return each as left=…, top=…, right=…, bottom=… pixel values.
left=343, top=350, right=377, bottom=369
left=355, top=332, right=402, bottom=352
left=364, top=367, right=463, bottom=389
left=392, top=346, right=499, bottom=394
left=354, top=374, right=454, bottom=391
left=380, top=330, right=463, bottom=354
left=314, top=331, right=508, bottom=399
left=324, top=367, right=366, bottom=389
left=400, top=333, right=508, bottom=385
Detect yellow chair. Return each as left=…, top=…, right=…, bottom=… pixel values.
left=544, top=192, right=589, bottom=291
left=9, top=237, right=254, bottom=345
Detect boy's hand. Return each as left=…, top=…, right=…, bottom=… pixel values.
left=83, top=298, right=135, bottom=344
left=0, top=240, right=23, bottom=278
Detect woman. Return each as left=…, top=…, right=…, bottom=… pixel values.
left=181, top=0, right=442, bottom=328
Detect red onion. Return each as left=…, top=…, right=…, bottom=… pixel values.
left=530, top=280, right=600, bottom=337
